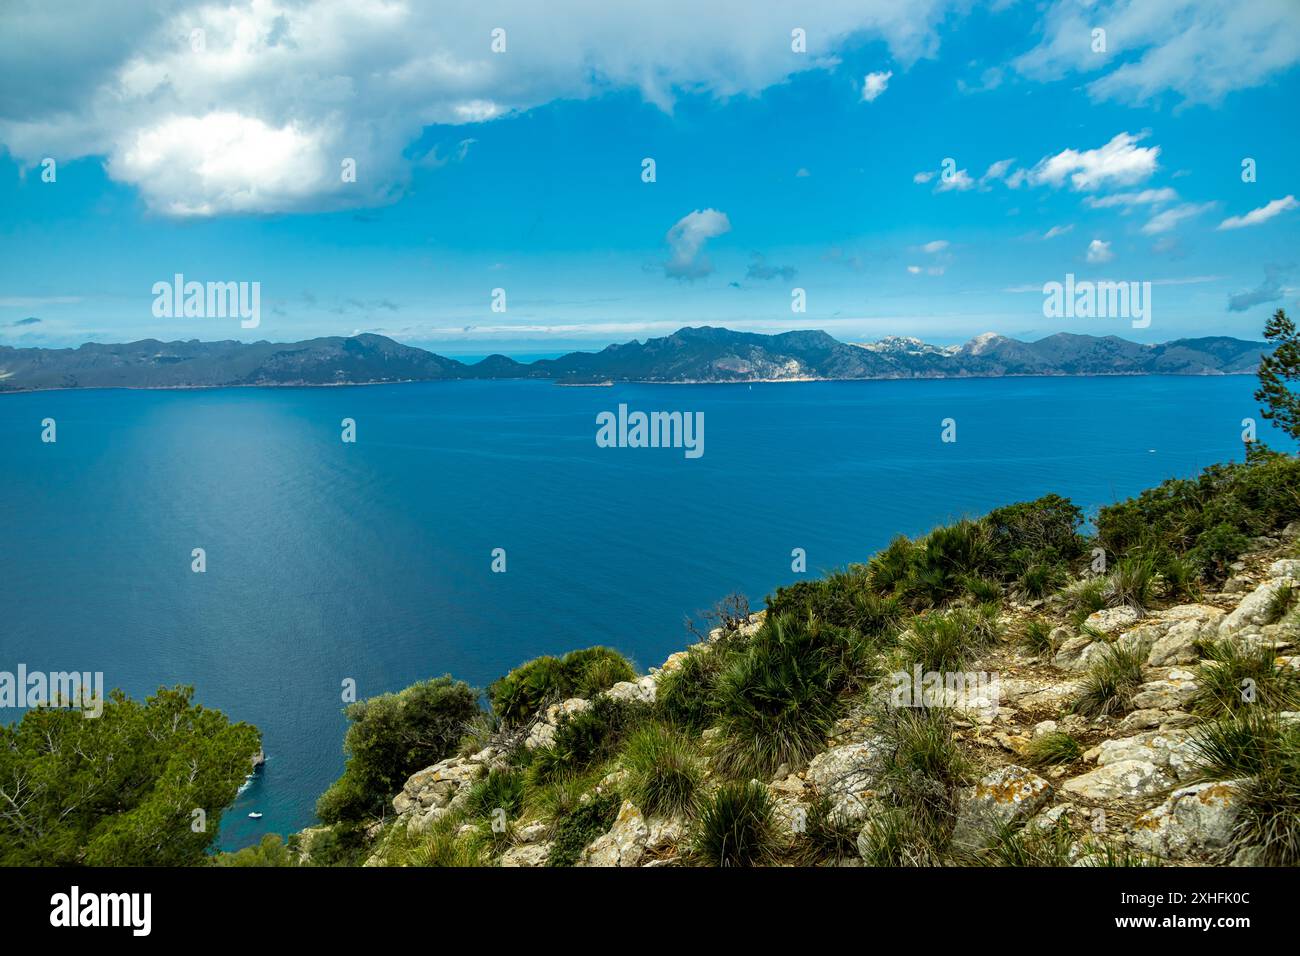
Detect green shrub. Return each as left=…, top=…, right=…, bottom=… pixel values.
left=316, top=676, right=479, bottom=825
left=895, top=605, right=1000, bottom=675
left=1020, top=617, right=1055, bottom=656
left=1096, top=448, right=1300, bottom=579
left=1191, top=709, right=1284, bottom=780
left=1017, top=562, right=1067, bottom=599
left=767, top=570, right=904, bottom=640
left=1191, top=712, right=1300, bottom=865
left=693, top=781, right=778, bottom=867
left=709, top=614, right=853, bottom=780
left=463, top=767, right=527, bottom=821
left=621, top=723, right=702, bottom=818
left=213, top=834, right=299, bottom=867
left=547, top=792, right=621, bottom=866
left=489, top=647, right=635, bottom=726
left=0, top=686, right=261, bottom=867
left=1062, top=576, right=1108, bottom=627
left=1105, top=554, right=1157, bottom=611
left=1191, top=640, right=1300, bottom=717
left=875, top=707, right=968, bottom=850
left=983, top=494, right=1084, bottom=578
left=654, top=648, right=722, bottom=732
left=1071, top=644, right=1145, bottom=718
left=794, top=794, right=861, bottom=864
left=857, top=806, right=944, bottom=867
left=529, top=696, right=650, bottom=785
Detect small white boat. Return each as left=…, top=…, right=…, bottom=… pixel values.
left=248, top=812, right=263, bottom=819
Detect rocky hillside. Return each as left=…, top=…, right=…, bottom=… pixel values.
left=349, top=539, right=1298, bottom=867
left=286, top=449, right=1300, bottom=869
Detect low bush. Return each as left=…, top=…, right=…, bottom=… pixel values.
left=621, top=723, right=702, bottom=818
left=489, top=646, right=635, bottom=726
left=693, top=781, right=779, bottom=867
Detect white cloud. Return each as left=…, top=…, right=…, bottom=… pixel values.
left=664, top=209, right=731, bottom=280
left=921, top=240, right=949, bottom=253
left=1043, top=224, right=1073, bottom=239
left=1217, top=195, right=1299, bottom=230
left=1141, top=201, right=1215, bottom=235
left=861, top=70, right=893, bottom=101
left=935, top=168, right=976, bottom=192
left=0, top=0, right=964, bottom=216
left=912, top=171, right=936, bottom=184
left=1030, top=132, right=1160, bottom=191
left=907, top=265, right=923, bottom=274
left=1086, top=239, right=1114, bottom=263
left=980, top=158, right=1015, bottom=184
left=1015, top=0, right=1300, bottom=107
left=1083, top=187, right=1178, bottom=208
left=111, top=113, right=332, bottom=216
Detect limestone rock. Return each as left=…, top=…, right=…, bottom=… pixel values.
left=1131, top=670, right=1199, bottom=711
left=500, top=843, right=552, bottom=867
left=1062, top=759, right=1169, bottom=801
left=1084, top=606, right=1141, bottom=634
left=805, top=737, right=887, bottom=823
left=605, top=676, right=657, bottom=705
left=1088, top=729, right=1197, bottom=781
left=1219, top=580, right=1291, bottom=636
left=579, top=800, right=648, bottom=867
left=951, top=765, right=1052, bottom=850
left=1128, top=780, right=1242, bottom=861
left=393, top=756, right=486, bottom=817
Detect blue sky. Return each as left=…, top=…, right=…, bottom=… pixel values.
left=1, top=0, right=1298, bottom=355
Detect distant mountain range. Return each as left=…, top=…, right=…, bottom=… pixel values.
left=0, top=327, right=1270, bottom=392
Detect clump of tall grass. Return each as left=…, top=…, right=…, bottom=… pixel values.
left=692, top=781, right=779, bottom=867
left=1062, top=576, right=1108, bottom=627
left=1024, top=731, right=1083, bottom=768
left=894, top=605, right=1001, bottom=675
left=709, top=614, right=858, bottom=780
left=1018, top=617, right=1055, bottom=656
left=873, top=707, right=969, bottom=853
left=1104, top=554, right=1158, bottom=612
left=1191, top=640, right=1300, bottom=717
left=1071, top=643, right=1145, bottom=718
left=1192, top=710, right=1300, bottom=865
left=620, top=723, right=702, bottom=818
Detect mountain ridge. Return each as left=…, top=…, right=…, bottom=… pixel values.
left=0, top=327, right=1270, bottom=391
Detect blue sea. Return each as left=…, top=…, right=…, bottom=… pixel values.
left=0, top=375, right=1284, bottom=850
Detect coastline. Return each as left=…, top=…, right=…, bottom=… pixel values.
left=0, top=368, right=1255, bottom=396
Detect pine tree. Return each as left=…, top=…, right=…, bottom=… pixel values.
left=1255, top=308, right=1300, bottom=441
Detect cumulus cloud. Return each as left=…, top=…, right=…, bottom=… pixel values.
left=1014, top=0, right=1300, bottom=107
left=0, top=0, right=963, bottom=216
left=1086, top=239, right=1114, bottom=263
left=1030, top=132, right=1159, bottom=191
left=1217, top=195, right=1298, bottom=230
left=861, top=70, right=893, bottom=101
left=664, top=209, right=731, bottom=280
